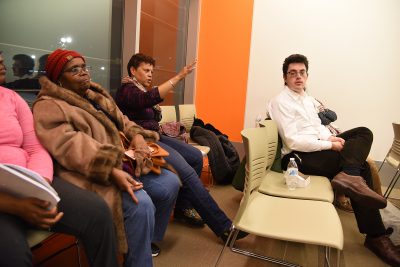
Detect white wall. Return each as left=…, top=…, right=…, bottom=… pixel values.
left=245, top=0, right=400, bottom=159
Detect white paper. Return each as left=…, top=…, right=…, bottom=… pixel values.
left=0, top=163, right=60, bottom=209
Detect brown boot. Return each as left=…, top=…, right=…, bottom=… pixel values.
left=365, top=235, right=400, bottom=266
left=331, top=172, right=387, bottom=209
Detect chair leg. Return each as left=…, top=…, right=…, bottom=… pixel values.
left=324, top=246, right=331, bottom=267
left=229, top=233, right=300, bottom=267
left=217, top=227, right=309, bottom=267
left=378, top=158, right=387, bottom=172
left=230, top=246, right=300, bottom=267
left=384, top=170, right=400, bottom=199
left=214, top=228, right=236, bottom=267
left=336, top=249, right=341, bottom=267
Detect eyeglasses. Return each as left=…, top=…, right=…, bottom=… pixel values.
left=63, top=65, right=92, bottom=75
left=287, top=70, right=307, bottom=78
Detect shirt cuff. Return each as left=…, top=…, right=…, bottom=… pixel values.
left=320, top=140, right=332, bottom=150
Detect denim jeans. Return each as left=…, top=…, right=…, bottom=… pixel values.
left=123, top=169, right=180, bottom=267
left=160, top=135, right=203, bottom=176
left=158, top=136, right=232, bottom=237
left=138, top=169, right=180, bottom=241
left=122, top=190, right=154, bottom=267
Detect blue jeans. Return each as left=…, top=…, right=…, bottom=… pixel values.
left=123, top=169, right=179, bottom=267
left=158, top=135, right=232, bottom=237
left=160, top=135, right=203, bottom=176
left=160, top=135, right=202, bottom=211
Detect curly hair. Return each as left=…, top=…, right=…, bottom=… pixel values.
left=282, top=54, right=309, bottom=76
left=127, top=53, right=156, bottom=77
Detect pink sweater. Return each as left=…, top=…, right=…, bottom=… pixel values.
left=0, top=86, right=53, bottom=181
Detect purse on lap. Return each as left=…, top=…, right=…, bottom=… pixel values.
left=119, top=131, right=169, bottom=175
left=159, top=122, right=189, bottom=143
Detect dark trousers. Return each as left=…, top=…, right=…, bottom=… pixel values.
left=0, top=177, right=119, bottom=267
left=282, top=127, right=386, bottom=236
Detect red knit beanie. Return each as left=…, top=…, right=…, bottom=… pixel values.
left=45, top=49, right=85, bottom=82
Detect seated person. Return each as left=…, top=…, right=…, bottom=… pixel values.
left=0, top=52, right=119, bottom=267
left=115, top=53, right=247, bottom=242
left=32, top=49, right=180, bottom=267
left=268, top=54, right=400, bottom=266
left=4, top=54, right=40, bottom=89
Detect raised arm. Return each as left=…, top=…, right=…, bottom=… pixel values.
left=157, top=60, right=196, bottom=99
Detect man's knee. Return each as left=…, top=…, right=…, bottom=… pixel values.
left=357, top=127, right=373, bottom=143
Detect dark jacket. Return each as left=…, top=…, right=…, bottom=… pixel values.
left=190, top=126, right=239, bottom=184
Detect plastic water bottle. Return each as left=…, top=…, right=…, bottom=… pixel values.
left=286, top=158, right=298, bottom=190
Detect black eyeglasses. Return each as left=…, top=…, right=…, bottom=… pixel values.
left=287, top=70, right=307, bottom=78
left=63, top=65, right=92, bottom=75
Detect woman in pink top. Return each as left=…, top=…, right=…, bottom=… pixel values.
left=0, top=52, right=119, bottom=267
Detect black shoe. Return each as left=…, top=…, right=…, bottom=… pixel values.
left=151, top=243, right=160, bottom=257
left=220, top=229, right=248, bottom=243
left=174, top=208, right=205, bottom=227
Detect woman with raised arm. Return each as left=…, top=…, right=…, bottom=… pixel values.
left=115, top=53, right=248, bottom=243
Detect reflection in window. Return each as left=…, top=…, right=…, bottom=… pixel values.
left=0, top=0, right=122, bottom=104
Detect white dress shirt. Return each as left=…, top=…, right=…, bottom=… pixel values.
left=268, top=86, right=333, bottom=156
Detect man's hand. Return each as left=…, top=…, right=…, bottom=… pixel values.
left=329, top=135, right=345, bottom=151
left=111, top=168, right=143, bottom=203
left=331, top=141, right=344, bottom=151
left=15, top=198, right=63, bottom=229
left=328, top=135, right=345, bottom=145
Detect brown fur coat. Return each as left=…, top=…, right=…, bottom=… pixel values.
left=33, top=76, right=159, bottom=253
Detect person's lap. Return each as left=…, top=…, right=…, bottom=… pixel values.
left=138, top=169, right=180, bottom=241
left=159, top=135, right=203, bottom=176
left=0, top=213, right=32, bottom=267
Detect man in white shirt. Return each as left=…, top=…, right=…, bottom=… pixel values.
left=268, top=54, right=400, bottom=266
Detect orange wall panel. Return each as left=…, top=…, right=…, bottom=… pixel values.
left=195, top=0, right=254, bottom=141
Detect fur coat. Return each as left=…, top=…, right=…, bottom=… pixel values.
left=33, top=76, right=159, bottom=253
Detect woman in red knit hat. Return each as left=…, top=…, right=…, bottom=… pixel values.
left=0, top=51, right=119, bottom=267
left=32, top=49, right=180, bottom=267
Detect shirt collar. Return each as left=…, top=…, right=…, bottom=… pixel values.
left=284, top=86, right=307, bottom=101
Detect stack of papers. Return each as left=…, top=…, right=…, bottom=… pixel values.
left=0, top=163, right=60, bottom=209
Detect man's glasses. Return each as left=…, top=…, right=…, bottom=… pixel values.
left=287, top=70, right=307, bottom=78
left=63, top=65, right=92, bottom=75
